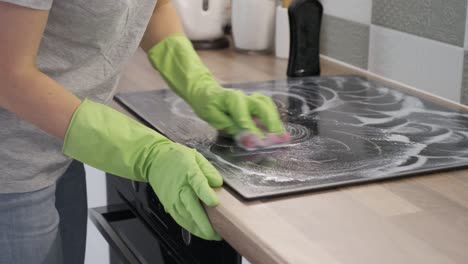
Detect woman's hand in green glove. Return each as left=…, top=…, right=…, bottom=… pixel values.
left=148, top=143, right=223, bottom=240
left=191, top=89, right=285, bottom=138
left=63, top=100, right=223, bottom=240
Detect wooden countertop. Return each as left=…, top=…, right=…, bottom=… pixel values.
left=114, top=48, right=468, bottom=264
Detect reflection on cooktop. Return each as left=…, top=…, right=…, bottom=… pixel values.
left=115, top=76, right=468, bottom=200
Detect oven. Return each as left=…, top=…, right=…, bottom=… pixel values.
left=90, top=174, right=242, bottom=264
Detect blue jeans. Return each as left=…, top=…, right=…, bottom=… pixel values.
left=0, top=161, right=88, bottom=264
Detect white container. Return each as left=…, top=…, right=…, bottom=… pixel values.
left=232, top=0, right=276, bottom=52
left=275, top=6, right=290, bottom=59
left=223, top=0, right=232, bottom=27
left=173, top=0, right=226, bottom=41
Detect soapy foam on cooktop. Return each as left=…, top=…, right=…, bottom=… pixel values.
left=117, top=76, right=468, bottom=198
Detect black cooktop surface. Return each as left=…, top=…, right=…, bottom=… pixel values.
left=116, top=76, right=468, bottom=200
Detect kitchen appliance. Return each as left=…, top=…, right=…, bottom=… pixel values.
left=287, top=0, right=323, bottom=77
left=275, top=5, right=290, bottom=59
left=115, top=76, right=468, bottom=200
left=91, top=175, right=242, bottom=264
left=232, top=0, right=276, bottom=52
left=173, top=0, right=229, bottom=49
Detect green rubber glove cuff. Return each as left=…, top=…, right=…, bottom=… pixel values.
left=63, top=99, right=170, bottom=182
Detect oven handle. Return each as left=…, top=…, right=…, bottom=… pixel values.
left=89, top=205, right=142, bottom=264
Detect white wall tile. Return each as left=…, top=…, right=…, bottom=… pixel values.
left=320, top=0, right=372, bottom=25
left=369, top=25, right=464, bottom=102
left=84, top=166, right=110, bottom=264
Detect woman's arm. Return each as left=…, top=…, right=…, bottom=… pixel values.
left=0, top=2, right=81, bottom=139
left=139, top=0, right=185, bottom=52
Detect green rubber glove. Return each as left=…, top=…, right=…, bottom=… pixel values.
left=147, top=34, right=285, bottom=137
left=63, top=99, right=223, bottom=240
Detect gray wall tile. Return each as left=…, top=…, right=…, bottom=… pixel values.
left=372, top=0, right=467, bottom=47
left=320, top=15, right=370, bottom=69
left=462, top=51, right=468, bottom=105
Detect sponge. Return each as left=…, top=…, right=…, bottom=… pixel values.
left=235, top=131, right=291, bottom=151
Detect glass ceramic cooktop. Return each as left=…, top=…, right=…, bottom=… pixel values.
left=115, top=76, right=468, bottom=200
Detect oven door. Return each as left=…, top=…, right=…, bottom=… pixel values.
left=93, top=175, right=243, bottom=264
left=90, top=204, right=183, bottom=264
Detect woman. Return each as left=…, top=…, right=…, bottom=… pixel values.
left=0, top=0, right=284, bottom=263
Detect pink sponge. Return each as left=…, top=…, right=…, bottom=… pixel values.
left=235, top=131, right=291, bottom=151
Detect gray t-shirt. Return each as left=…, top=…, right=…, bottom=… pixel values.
left=0, top=0, right=158, bottom=193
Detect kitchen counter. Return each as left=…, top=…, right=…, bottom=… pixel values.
left=112, top=47, right=468, bottom=264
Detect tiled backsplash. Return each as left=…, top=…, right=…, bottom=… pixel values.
left=319, top=0, right=468, bottom=104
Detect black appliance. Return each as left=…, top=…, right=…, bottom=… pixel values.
left=114, top=75, right=468, bottom=200
left=90, top=175, right=241, bottom=264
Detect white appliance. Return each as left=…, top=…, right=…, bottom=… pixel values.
left=232, top=0, right=276, bottom=52
left=275, top=5, right=290, bottom=59
left=173, top=0, right=227, bottom=41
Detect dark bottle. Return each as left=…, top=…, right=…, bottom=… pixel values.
left=287, top=0, right=323, bottom=77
